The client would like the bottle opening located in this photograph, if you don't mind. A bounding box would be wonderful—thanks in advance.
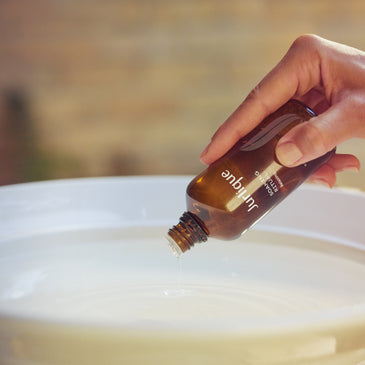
[165,234,183,258]
[166,212,208,256]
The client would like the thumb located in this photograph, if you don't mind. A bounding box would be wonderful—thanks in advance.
[276,99,362,166]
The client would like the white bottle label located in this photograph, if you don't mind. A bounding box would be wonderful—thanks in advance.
[254,170,283,197]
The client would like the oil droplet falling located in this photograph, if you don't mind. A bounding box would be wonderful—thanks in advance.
[163,257,193,297]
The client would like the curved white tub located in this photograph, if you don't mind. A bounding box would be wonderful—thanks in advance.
[0,177,364,364]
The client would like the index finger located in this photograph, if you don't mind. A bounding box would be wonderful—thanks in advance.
[200,34,323,165]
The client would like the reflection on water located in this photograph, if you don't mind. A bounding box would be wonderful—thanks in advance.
[1,227,365,331]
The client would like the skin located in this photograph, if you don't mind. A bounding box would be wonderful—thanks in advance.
[200,34,365,188]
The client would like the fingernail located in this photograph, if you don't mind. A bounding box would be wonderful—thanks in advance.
[276,142,303,167]
[310,178,332,189]
[341,166,360,173]
[200,144,210,160]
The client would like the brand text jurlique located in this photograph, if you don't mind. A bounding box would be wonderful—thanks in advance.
[221,169,259,212]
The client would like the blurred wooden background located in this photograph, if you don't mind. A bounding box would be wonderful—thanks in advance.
[0,0,364,189]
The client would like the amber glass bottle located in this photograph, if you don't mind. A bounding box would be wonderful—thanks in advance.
[166,100,335,256]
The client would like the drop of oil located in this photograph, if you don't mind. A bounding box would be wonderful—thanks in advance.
[163,288,193,297]
[163,257,194,297]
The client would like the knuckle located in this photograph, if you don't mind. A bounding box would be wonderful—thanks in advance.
[289,34,321,53]
[302,121,329,152]
[244,85,262,108]
[243,85,272,117]
[346,92,365,110]
[343,93,365,137]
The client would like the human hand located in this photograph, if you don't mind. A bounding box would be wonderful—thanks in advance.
[200,34,365,188]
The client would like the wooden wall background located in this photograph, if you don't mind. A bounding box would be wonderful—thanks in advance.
[0,0,364,189]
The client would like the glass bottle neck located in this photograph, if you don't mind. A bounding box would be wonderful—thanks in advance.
[166,212,208,257]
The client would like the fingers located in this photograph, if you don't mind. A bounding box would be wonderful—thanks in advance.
[308,164,337,188]
[200,34,323,165]
[307,153,360,188]
[276,94,365,167]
